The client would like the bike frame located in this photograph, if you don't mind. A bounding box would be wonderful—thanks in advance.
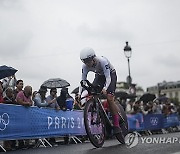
[91,95,114,128]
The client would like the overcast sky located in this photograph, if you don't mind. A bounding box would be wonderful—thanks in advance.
[0,0,180,93]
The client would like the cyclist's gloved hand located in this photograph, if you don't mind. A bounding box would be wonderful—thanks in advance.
[101,88,107,95]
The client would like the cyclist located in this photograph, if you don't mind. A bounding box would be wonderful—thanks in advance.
[78,47,121,134]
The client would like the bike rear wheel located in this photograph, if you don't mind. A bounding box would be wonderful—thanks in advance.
[115,103,129,144]
[84,99,106,148]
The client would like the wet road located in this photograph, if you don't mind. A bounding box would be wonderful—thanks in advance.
[4,132,180,154]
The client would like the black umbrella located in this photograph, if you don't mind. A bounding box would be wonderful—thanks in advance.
[41,78,70,89]
[71,87,79,94]
[139,93,156,103]
[0,65,18,79]
[115,91,128,99]
[115,91,137,99]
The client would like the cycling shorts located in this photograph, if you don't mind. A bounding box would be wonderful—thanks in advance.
[92,71,117,95]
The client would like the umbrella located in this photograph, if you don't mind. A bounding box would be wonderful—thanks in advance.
[41,78,70,89]
[0,65,18,79]
[157,96,169,102]
[115,91,137,99]
[115,91,128,99]
[71,87,79,94]
[139,93,156,103]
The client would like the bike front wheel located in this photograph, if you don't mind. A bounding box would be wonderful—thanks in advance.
[84,99,106,148]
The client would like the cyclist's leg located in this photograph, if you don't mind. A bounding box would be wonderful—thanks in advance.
[106,72,121,134]
[93,73,121,133]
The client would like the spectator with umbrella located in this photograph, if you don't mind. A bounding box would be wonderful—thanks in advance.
[0,65,18,93]
[46,88,60,110]
[33,86,54,107]
[45,88,60,146]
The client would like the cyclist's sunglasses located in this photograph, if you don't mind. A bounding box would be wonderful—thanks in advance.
[82,58,93,64]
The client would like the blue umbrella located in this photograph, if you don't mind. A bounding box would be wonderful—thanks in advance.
[0,65,18,79]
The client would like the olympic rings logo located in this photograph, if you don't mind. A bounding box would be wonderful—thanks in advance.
[150,117,158,126]
[0,113,9,131]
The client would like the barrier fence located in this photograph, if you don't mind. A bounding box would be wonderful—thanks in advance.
[127,113,180,131]
[0,104,180,141]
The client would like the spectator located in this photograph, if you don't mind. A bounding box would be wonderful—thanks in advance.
[144,101,153,114]
[13,79,23,99]
[46,88,60,110]
[16,86,33,107]
[0,81,4,103]
[32,91,38,101]
[2,87,17,150]
[2,75,16,93]
[65,88,74,110]
[46,88,60,145]
[126,99,134,114]
[13,80,24,149]
[33,86,53,107]
[3,87,16,104]
[16,85,33,149]
[56,88,68,111]
[139,101,149,115]
[55,88,74,144]
[153,99,162,114]
[132,101,141,114]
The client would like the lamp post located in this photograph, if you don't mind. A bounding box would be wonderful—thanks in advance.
[124,41,132,86]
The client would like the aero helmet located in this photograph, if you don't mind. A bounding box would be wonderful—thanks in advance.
[80,47,96,63]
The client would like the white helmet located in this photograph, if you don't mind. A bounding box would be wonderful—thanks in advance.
[80,47,96,63]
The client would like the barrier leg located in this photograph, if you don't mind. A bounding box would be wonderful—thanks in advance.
[0,144,6,152]
[177,126,180,131]
[147,130,152,135]
[70,136,82,144]
[161,128,168,134]
[43,138,52,147]
[34,138,52,148]
[133,131,141,137]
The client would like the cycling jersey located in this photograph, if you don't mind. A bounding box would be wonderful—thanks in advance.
[79,56,116,94]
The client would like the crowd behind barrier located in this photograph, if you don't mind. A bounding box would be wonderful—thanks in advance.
[0,103,180,140]
[0,103,86,141]
[127,113,180,131]
[0,75,180,152]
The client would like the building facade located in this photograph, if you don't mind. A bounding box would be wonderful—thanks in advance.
[147,81,180,101]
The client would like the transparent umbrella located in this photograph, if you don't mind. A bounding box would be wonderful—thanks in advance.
[41,78,70,89]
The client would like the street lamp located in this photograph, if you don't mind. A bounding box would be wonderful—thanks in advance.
[124,41,132,86]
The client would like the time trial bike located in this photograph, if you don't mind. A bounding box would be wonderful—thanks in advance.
[80,80,128,148]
